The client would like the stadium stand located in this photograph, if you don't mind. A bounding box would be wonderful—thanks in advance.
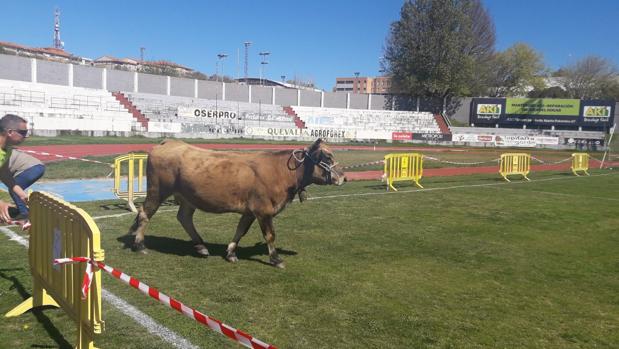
[123,92,298,138]
[289,105,442,133]
[0,79,136,134]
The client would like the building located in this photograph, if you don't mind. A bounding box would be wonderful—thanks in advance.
[93,56,195,77]
[333,75,392,94]
[0,41,88,64]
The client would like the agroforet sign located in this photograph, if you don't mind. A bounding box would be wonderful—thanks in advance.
[245,127,353,141]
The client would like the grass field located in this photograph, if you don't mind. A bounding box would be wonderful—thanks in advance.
[40,142,616,180]
[1,168,618,348]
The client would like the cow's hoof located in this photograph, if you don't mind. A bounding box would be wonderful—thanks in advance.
[270,258,285,269]
[195,244,210,257]
[226,254,239,263]
[132,242,146,253]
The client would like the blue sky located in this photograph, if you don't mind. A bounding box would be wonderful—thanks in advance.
[1,1,618,91]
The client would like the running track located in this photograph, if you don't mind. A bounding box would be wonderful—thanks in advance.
[18,144,617,181]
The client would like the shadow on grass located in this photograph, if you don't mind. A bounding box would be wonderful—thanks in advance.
[99,198,178,212]
[0,269,72,349]
[116,235,297,266]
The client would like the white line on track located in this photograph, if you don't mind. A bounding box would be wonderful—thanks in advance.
[90,172,619,220]
[92,208,177,220]
[0,226,198,349]
[490,186,619,202]
[304,171,619,201]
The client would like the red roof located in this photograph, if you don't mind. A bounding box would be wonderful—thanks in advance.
[0,41,72,58]
[0,41,29,50]
[34,47,72,58]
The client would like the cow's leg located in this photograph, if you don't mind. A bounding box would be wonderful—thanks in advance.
[226,213,256,263]
[130,195,162,253]
[175,195,209,256]
[257,216,284,268]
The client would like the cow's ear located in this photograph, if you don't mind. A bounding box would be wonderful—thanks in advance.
[308,138,323,152]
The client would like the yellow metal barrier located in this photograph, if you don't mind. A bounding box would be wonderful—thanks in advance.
[571,153,590,176]
[113,153,148,212]
[499,153,531,182]
[6,192,104,349]
[383,153,424,191]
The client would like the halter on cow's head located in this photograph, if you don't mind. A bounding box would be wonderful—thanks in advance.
[302,138,346,186]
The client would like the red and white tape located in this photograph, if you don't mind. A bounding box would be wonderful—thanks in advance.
[19,149,113,167]
[53,257,277,349]
[5,219,31,230]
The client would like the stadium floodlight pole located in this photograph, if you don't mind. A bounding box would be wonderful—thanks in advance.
[243,41,252,84]
[600,123,616,169]
[258,51,270,85]
[260,61,269,86]
[217,53,228,82]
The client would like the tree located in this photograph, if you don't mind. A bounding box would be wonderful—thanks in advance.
[487,43,547,97]
[527,86,569,98]
[383,0,495,112]
[562,56,619,100]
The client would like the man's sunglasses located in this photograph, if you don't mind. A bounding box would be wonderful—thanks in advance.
[11,129,28,137]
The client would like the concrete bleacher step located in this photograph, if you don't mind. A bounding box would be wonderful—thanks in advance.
[283,106,305,129]
[433,114,451,134]
[113,92,149,129]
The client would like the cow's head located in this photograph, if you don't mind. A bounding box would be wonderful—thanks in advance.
[305,138,346,186]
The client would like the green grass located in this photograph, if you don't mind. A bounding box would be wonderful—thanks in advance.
[1,170,618,348]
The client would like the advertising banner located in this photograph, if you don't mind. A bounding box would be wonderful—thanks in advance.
[470,98,615,129]
[392,132,412,141]
[506,98,580,116]
[356,130,392,140]
[245,127,353,141]
[412,133,452,142]
[452,134,558,146]
[148,121,181,133]
[563,138,605,146]
[452,134,495,143]
[533,136,560,145]
[494,135,537,147]
[177,106,238,119]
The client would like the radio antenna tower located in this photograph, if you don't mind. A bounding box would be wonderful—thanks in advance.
[243,41,252,83]
[53,8,64,49]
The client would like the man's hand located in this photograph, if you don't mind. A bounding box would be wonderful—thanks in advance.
[13,185,28,204]
[0,200,11,223]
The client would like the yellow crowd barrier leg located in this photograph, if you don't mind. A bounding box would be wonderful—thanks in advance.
[5,283,59,317]
[388,178,397,191]
[77,322,98,349]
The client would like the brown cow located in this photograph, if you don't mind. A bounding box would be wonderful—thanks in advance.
[128,138,346,268]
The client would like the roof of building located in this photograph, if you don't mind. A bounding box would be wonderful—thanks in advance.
[95,56,139,65]
[0,41,73,58]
